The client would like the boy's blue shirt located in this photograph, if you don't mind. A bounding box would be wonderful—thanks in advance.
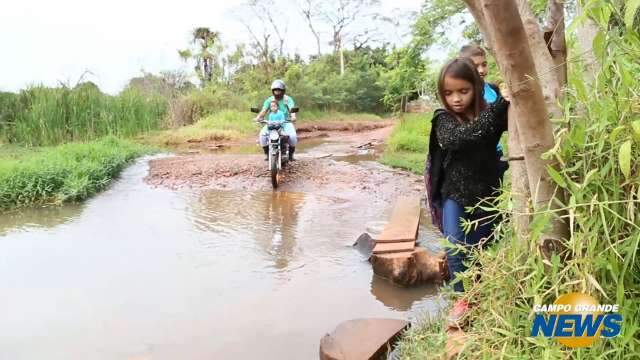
[484,82,503,153]
[267,110,286,123]
[484,82,498,104]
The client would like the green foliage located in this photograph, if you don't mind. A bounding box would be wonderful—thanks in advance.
[413,0,467,49]
[529,0,549,19]
[0,137,152,210]
[379,46,431,111]
[1,84,167,146]
[124,71,195,98]
[191,48,388,114]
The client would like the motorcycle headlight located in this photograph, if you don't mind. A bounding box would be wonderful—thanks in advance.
[269,131,280,141]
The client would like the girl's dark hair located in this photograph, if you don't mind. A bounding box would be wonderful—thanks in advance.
[437,57,486,120]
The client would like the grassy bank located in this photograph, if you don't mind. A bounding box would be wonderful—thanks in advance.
[379,113,429,175]
[143,110,384,146]
[0,137,154,210]
[0,85,167,146]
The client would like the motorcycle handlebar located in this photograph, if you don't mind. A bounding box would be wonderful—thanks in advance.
[255,119,293,124]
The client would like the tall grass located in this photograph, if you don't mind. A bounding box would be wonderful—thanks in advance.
[0,85,167,146]
[396,3,640,358]
[0,137,152,210]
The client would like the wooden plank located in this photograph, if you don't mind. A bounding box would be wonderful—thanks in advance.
[375,197,421,243]
[320,318,409,360]
[372,240,415,254]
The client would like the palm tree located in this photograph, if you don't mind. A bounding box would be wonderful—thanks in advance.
[178,27,221,86]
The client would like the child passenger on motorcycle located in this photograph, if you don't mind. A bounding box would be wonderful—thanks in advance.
[267,100,285,122]
[258,101,288,161]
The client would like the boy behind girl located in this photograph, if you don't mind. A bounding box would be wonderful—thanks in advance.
[459,44,509,180]
[459,45,500,104]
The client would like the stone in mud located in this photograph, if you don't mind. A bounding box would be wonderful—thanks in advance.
[319,318,408,360]
[370,247,447,286]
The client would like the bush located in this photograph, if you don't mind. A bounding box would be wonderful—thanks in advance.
[0,137,152,209]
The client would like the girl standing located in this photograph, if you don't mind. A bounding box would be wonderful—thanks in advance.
[427,58,509,326]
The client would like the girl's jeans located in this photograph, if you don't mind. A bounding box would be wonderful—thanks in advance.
[259,122,298,147]
[442,198,496,292]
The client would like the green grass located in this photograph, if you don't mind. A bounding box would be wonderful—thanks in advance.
[300,110,384,123]
[393,313,449,359]
[0,144,43,160]
[0,136,154,210]
[144,110,257,145]
[1,86,167,146]
[379,113,430,174]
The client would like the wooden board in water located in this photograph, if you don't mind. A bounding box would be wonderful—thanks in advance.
[374,197,421,243]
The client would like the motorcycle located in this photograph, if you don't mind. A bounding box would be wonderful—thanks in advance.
[251,107,299,189]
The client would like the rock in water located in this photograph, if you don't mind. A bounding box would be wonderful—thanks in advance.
[319,318,408,360]
[353,233,376,258]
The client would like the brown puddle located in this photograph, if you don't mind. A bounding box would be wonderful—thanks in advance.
[0,155,444,359]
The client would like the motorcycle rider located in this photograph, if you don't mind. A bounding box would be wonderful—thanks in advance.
[254,79,298,161]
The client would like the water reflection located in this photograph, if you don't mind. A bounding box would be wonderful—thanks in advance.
[188,191,308,271]
[0,203,84,235]
[370,273,439,311]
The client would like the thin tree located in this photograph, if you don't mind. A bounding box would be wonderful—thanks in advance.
[299,0,323,56]
[321,0,380,75]
[544,0,568,88]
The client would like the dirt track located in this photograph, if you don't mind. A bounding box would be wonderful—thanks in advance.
[145,121,425,204]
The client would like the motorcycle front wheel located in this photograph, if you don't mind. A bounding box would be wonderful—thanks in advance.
[270,152,279,189]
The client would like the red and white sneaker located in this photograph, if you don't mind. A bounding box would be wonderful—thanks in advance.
[447,299,470,329]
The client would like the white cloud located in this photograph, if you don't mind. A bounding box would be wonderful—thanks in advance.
[0,0,423,94]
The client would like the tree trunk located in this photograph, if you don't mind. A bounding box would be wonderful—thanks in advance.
[464,0,495,56]
[576,0,600,83]
[314,32,322,56]
[301,5,322,56]
[479,0,569,255]
[515,0,562,119]
[507,106,531,242]
[204,59,212,83]
[545,0,567,88]
[340,45,345,76]
[463,0,495,54]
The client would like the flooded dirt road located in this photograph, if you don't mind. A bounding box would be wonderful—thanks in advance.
[0,125,444,359]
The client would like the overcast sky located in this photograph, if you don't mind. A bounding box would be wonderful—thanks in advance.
[0,0,425,94]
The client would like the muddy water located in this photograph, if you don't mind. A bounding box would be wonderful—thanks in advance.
[0,156,444,360]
